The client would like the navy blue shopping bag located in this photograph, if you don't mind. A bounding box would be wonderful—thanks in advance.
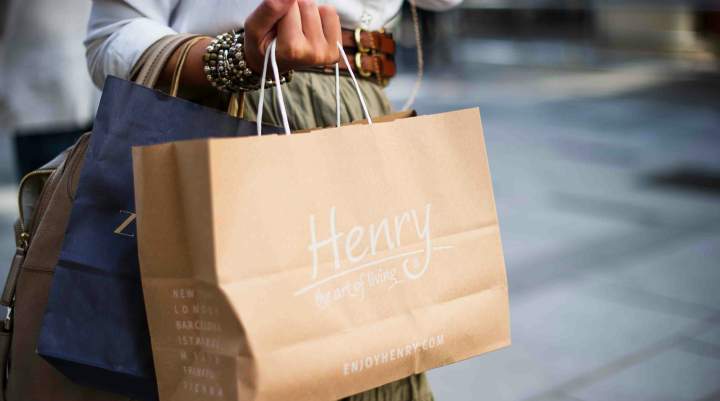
[38,76,280,400]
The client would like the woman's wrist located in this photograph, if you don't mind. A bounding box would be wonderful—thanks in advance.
[159,36,215,99]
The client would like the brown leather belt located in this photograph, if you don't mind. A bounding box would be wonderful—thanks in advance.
[303,28,396,86]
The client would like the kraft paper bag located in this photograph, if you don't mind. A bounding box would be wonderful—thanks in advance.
[132,108,510,401]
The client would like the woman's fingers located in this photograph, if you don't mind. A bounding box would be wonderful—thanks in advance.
[276,0,303,45]
[247,0,342,71]
[319,5,341,61]
[275,1,306,69]
[244,0,297,72]
[246,0,295,42]
[298,0,325,46]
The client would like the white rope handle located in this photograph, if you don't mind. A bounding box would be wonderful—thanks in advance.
[256,41,272,135]
[335,41,372,126]
[257,39,373,135]
[257,39,291,135]
[335,62,341,127]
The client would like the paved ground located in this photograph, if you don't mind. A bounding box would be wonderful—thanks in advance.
[386,44,720,400]
[0,40,718,401]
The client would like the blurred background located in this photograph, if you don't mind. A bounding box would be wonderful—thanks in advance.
[388,1,720,400]
[1,1,719,400]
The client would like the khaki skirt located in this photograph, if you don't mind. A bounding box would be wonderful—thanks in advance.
[242,71,392,130]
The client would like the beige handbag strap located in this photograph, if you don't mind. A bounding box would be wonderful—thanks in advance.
[129,33,244,118]
[131,33,201,88]
[169,36,206,97]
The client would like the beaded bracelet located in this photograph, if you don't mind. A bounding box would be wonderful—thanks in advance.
[203,30,292,92]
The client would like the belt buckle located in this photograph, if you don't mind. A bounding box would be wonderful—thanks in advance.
[354,53,389,86]
[354,52,373,79]
[354,27,371,54]
[354,27,388,85]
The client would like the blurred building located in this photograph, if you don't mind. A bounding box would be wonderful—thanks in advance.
[396,0,720,71]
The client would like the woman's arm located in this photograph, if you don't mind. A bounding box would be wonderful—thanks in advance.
[85,0,178,88]
[86,0,342,96]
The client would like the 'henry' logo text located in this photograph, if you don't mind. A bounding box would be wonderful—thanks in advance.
[296,203,453,308]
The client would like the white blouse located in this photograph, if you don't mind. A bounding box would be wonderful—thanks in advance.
[85,0,462,88]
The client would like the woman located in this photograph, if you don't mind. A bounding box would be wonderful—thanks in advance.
[85,0,461,400]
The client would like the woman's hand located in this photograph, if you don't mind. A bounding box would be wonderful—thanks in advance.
[160,0,339,101]
[244,0,341,72]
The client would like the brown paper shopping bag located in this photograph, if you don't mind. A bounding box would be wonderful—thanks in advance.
[131,40,510,401]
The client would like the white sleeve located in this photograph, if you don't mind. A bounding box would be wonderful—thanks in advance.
[412,0,463,12]
[85,0,179,88]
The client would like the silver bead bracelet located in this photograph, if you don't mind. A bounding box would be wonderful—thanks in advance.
[203,30,292,92]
